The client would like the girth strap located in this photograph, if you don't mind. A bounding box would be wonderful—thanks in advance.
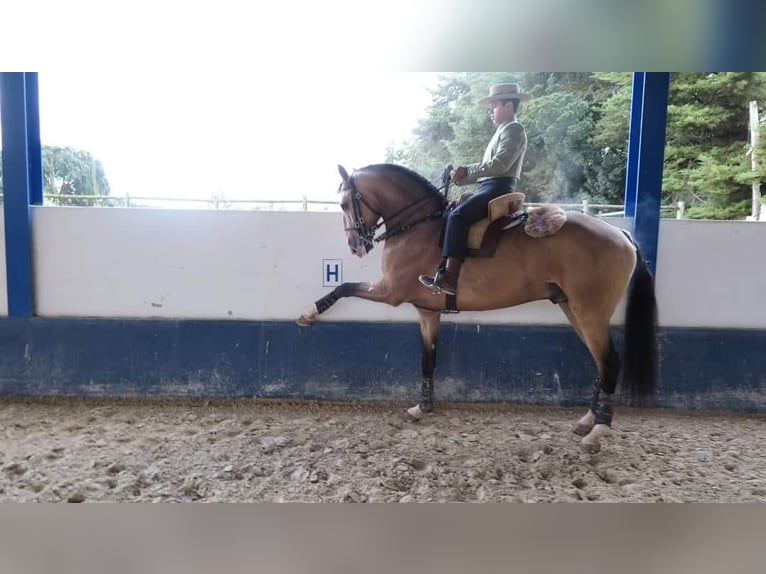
[444,294,459,314]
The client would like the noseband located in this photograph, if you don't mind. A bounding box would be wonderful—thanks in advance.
[343,174,447,252]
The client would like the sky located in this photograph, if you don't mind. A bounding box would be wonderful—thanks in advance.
[35,71,441,208]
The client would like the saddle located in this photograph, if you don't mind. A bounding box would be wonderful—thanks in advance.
[467,192,527,257]
[438,194,567,315]
[440,193,568,259]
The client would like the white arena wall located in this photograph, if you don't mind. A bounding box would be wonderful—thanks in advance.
[12,207,766,329]
[5,207,762,328]
[0,206,764,410]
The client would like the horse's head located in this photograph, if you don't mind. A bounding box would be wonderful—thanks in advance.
[337,164,381,257]
[337,163,446,257]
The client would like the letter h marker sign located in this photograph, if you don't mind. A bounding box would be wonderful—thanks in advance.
[323,259,342,287]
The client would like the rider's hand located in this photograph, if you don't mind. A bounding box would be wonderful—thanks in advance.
[450,166,468,183]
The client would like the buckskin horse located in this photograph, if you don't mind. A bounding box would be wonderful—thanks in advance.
[298,163,658,453]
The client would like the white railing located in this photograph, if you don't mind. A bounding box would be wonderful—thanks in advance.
[2,193,684,217]
[39,194,340,212]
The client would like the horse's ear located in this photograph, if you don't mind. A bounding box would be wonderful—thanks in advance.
[338,164,350,185]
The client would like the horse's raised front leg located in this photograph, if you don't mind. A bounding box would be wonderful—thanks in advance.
[406,308,441,421]
[297,281,393,326]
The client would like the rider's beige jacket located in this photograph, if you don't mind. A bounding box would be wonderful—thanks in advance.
[461,120,527,185]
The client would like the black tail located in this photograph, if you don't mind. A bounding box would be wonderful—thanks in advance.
[622,254,658,406]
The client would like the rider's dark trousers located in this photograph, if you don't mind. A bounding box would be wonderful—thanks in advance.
[442,177,517,260]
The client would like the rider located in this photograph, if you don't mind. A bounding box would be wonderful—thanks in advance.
[419,83,530,296]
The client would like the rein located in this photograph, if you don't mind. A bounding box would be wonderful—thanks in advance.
[344,174,448,250]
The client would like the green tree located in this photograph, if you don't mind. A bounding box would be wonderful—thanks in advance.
[595,72,766,219]
[389,72,628,205]
[513,73,630,205]
[522,91,595,202]
[663,73,766,219]
[386,72,526,200]
[0,146,110,206]
[391,72,766,219]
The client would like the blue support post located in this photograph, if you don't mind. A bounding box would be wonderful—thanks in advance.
[25,73,44,206]
[623,72,645,218]
[0,72,36,317]
[632,72,670,276]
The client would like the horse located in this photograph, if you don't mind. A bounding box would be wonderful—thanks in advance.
[298,163,658,453]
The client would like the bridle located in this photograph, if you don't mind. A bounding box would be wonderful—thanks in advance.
[342,173,448,253]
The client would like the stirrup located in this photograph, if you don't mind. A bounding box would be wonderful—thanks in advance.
[418,274,442,294]
[419,271,457,296]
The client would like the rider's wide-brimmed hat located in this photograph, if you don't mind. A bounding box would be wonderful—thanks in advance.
[478,83,531,105]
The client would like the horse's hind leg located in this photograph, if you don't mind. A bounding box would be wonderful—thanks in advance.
[559,303,597,434]
[559,301,599,436]
[560,302,620,453]
[580,337,620,453]
[406,308,441,421]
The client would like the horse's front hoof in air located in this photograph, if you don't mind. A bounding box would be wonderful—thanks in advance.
[580,423,612,454]
[296,304,318,327]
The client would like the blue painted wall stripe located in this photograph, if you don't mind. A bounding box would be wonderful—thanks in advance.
[632,72,670,276]
[0,72,35,317]
[0,318,764,412]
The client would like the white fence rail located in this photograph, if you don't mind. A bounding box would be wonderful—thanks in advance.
[1,193,684,217]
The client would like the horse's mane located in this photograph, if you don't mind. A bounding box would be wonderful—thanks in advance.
[360,163,445,203]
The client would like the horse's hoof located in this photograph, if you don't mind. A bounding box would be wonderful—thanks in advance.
[573,410,595,436]
[296,305,318,327]
[296,315,314,327]
[406,405,424,421]
[580,423,612,454]
[581,442,601,454]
